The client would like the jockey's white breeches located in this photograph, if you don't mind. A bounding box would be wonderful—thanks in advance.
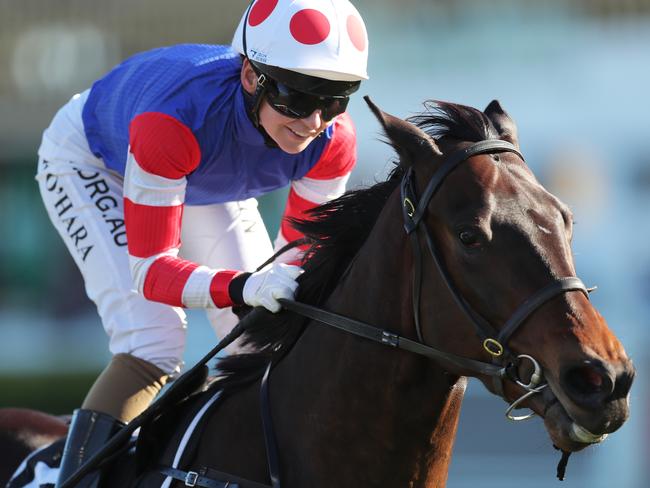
[36,92,273,376]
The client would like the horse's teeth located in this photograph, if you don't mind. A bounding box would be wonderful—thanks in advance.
[569,423,608,444]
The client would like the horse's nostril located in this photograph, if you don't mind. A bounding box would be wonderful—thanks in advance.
[562,362,614,407]
[580,366,603,388]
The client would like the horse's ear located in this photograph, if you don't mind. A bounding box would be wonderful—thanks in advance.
[484,100,519,148]
[364,96,441,165]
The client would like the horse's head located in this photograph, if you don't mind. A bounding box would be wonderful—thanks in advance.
[366,97,634,453]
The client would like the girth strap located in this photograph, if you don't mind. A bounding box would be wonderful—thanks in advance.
[159,466,239,488]
[278,298,505,377]
[159,465,272,488]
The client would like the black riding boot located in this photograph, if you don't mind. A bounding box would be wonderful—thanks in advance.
[55,409,124,488]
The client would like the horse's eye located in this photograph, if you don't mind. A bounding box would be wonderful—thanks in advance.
[458,229,481,247]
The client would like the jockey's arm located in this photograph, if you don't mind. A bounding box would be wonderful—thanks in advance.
[274,114,357,264]
[124,111,300,313]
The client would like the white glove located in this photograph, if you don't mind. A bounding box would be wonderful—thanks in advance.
[242,262,304,313]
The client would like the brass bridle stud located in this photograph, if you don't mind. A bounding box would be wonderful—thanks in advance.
[404,197,415,218]
[483,338,504,357]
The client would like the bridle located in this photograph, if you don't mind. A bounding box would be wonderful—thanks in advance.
[281,138,590,421]
[401,138,591,407]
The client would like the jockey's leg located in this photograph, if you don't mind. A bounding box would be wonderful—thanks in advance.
[81,353,168,421]
[55,354,167,487]
[180,199,274,353]
[37,152,186,486]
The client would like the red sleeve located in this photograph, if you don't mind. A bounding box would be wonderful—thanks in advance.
[278,114,357,248]
[129,112,201,178]
[304,112,357,180]
[280,188,317,243]
[124,200,184,258]
[143,256,199,307]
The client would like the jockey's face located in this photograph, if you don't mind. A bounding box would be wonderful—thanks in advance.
[241,59,334,154]
[259,100,332,154]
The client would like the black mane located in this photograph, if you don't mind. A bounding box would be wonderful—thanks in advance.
[213,100,493,392]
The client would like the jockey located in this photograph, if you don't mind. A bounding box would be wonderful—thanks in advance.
[36,1,369,486]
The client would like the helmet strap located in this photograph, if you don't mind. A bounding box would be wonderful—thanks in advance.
[242,81,279,149]
[241,1,278,148]
[249,73,267,128]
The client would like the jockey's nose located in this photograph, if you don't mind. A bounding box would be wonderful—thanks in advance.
[301,109,323,130]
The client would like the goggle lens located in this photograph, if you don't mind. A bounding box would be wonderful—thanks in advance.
[265,79,349,121]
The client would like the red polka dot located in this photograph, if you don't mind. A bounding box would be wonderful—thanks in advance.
[290,9,330,45]
[248,0,278,27]
[346,14,366,51]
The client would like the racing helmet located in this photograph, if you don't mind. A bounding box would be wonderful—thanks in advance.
[232,0,369,98]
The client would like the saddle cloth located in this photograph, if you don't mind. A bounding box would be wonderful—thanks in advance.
[7,389,223,488]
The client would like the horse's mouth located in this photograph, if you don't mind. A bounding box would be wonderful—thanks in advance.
[525,384,608,452]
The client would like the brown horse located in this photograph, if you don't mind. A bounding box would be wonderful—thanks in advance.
[0,409,67,483]
[2,98,634,488]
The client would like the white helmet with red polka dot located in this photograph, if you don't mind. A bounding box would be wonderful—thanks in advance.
[232,0,369,89]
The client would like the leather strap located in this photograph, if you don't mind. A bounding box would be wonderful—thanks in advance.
[159,465,273,488]
[497,277,588,344]
[409,231,424,343]
[420,225,499,342]
[159,466,238,488]
[278,298,505,377]
[403,140,524,233]
[260,362,281,488]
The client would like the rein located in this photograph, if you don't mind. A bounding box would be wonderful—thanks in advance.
[277,299,505,377]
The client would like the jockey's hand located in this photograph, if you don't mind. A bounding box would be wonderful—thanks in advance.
[242,262,304,313]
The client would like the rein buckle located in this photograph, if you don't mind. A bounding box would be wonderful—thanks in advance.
[185,471,199,487]
[381,331,399,347]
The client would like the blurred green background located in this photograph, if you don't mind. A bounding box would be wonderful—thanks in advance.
[0,0,649,486]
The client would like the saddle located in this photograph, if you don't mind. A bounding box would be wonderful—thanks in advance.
[133,376,274,488]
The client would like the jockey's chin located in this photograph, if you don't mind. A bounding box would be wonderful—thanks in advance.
[259,101,334,154]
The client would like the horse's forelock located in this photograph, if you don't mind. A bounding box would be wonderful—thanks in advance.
[408,100,499,143]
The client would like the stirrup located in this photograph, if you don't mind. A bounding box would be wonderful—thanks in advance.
[55,409,124,488]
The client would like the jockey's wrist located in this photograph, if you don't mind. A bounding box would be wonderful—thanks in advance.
[210,270,245,308]
[228,272,252,306]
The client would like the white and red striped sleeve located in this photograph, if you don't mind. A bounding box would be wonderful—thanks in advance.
[274,113,357,263]
[125,112,239,309]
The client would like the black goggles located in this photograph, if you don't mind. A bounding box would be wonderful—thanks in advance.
[262,75,349,122]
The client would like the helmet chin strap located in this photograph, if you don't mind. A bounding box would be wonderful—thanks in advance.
[249,73,266,128]
[242,83,279,149]
[242,1,278,149]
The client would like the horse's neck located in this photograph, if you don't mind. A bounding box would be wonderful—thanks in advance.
[272,191,467,487]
